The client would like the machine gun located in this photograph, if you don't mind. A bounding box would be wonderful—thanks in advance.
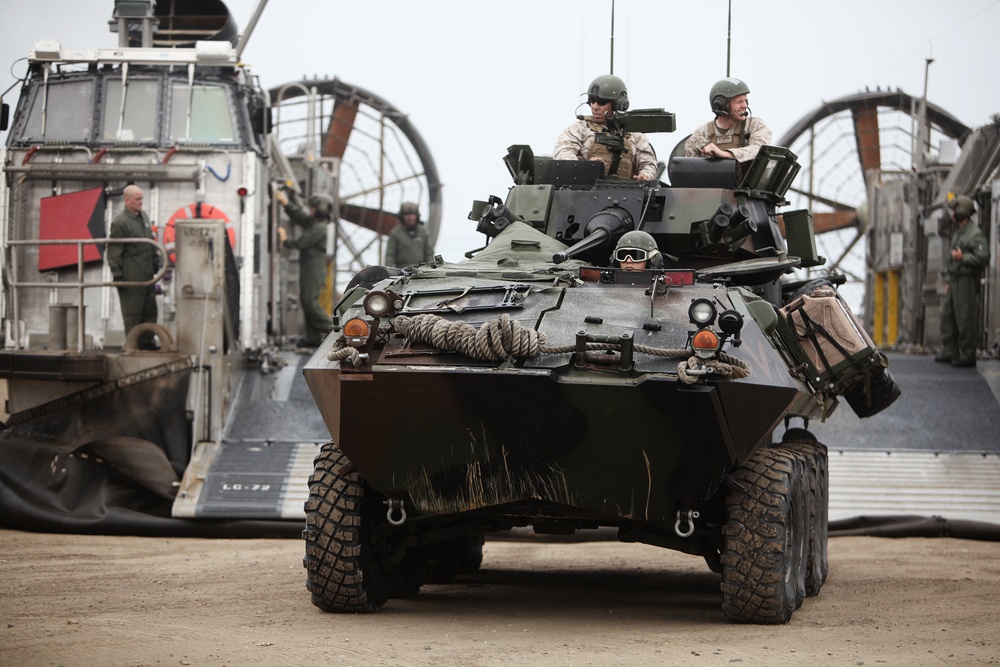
[593,108,676,176]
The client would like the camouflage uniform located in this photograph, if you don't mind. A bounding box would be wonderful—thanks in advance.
[282,202,332,346]
[385,222,434,269]
[940,219,991,364]
[106,207,158,346]
[684,116,771,162]
[553,117,658,180]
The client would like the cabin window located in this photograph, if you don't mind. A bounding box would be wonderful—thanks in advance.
[20,80,94,143]
[101,79,160,143]
[168,82,236,143]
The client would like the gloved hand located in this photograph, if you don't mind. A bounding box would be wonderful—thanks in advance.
[277,226,287,244]
[275,190,288,206]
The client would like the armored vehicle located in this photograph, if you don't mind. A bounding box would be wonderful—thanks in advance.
[301,109,900,623]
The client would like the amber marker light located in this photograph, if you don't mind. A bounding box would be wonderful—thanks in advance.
[342,318,371,346]
[691,329,720,359]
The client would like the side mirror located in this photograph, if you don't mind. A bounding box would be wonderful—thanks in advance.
[1,102,9,132]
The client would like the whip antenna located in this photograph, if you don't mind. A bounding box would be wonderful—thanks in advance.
[726,0,732,76]
[610,0,615,74]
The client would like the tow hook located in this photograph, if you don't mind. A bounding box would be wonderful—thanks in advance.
[385,497,407,526]
[674,509,699,538]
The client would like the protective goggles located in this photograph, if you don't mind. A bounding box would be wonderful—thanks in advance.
[588,95,613,106]
[614,247,649,263]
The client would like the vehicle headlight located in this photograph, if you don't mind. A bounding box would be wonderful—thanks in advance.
[688,298,717,327]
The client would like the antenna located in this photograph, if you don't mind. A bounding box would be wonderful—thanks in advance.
[726,0,732,77]
[609,0,616,74]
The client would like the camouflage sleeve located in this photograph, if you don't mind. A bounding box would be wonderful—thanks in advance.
[553,120,590,160]
[629,132,659,180]
[685,122,712,157]
[729,116,772,163]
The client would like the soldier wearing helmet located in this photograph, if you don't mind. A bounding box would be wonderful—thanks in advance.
[275,188,334,349]
[385,201,434,269]
[553,74,658,181]
[684,77,771,163]
[935,194,991,368]
[612,230,663,271]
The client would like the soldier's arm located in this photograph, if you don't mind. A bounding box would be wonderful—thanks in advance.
[728,117,772,163]
[962,232,991,269]
[553,121,588,161]
[106,219,125,278]
[284,202,313,228]
[284,224,324,250]
[684,124,710,157]
[631,133,659,180]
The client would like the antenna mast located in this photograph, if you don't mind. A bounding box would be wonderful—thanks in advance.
[726,0,732,76]
[609,0,616,74]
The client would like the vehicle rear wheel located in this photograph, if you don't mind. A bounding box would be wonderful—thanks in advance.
[721,446,809,624]
[783,440,830,596]
[303,442,392,613]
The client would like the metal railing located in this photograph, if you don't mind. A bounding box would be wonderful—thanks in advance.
[4,237,168,351]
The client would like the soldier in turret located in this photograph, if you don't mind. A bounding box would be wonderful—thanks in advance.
[612,231,663,271]
[685,77,771,163]
[554,75,657,181]
[936,195,991,368]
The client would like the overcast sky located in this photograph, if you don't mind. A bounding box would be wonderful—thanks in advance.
[3,0,999,264]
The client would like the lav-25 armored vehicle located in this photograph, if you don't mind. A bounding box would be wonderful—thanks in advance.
[300,108,900,623]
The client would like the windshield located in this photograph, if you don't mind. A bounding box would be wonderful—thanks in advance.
[102,79,160,142]
[20,79,94,142]
[168,82,236,143]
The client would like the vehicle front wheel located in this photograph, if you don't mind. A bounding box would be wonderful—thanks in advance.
[302,442,392,613]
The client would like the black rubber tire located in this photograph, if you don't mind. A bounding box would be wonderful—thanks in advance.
[783,440,830,596]
[421,533,485,584]
[458,533,485,574]
[844,365,901,418]
[721,447,809,624]
[781,427,817,443]
[302,442,392,613]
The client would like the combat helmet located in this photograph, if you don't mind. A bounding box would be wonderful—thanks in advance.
[950,195,976,220]
[710,77,750,116]
[399,201,421,220]
[612,230,662,268]
[308,193,334,218]
[586,74,630,112]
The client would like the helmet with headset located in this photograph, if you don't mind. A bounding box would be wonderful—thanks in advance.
[709,77,750,117]
[586,74,630,113]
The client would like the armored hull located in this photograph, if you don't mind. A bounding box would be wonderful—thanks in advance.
[301,140,900,623]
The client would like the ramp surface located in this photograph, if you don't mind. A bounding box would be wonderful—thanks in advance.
[804,353,1000,524]
[172,352,329,520]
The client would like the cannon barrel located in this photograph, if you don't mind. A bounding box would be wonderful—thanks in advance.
[552,207,633,264]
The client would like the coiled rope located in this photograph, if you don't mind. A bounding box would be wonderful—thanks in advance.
[329,313,750,383]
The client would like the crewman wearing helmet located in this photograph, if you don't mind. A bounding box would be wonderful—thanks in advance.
[684,77,771,163]
[553,74,658,181]
[385,201,434,269]
[936,194,991,368]
[612,230,663,271]
[275,189,334,349]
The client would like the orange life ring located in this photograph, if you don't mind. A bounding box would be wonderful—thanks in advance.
[162,203,235,264]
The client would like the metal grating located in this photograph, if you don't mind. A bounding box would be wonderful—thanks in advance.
[829,450,1000,523]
